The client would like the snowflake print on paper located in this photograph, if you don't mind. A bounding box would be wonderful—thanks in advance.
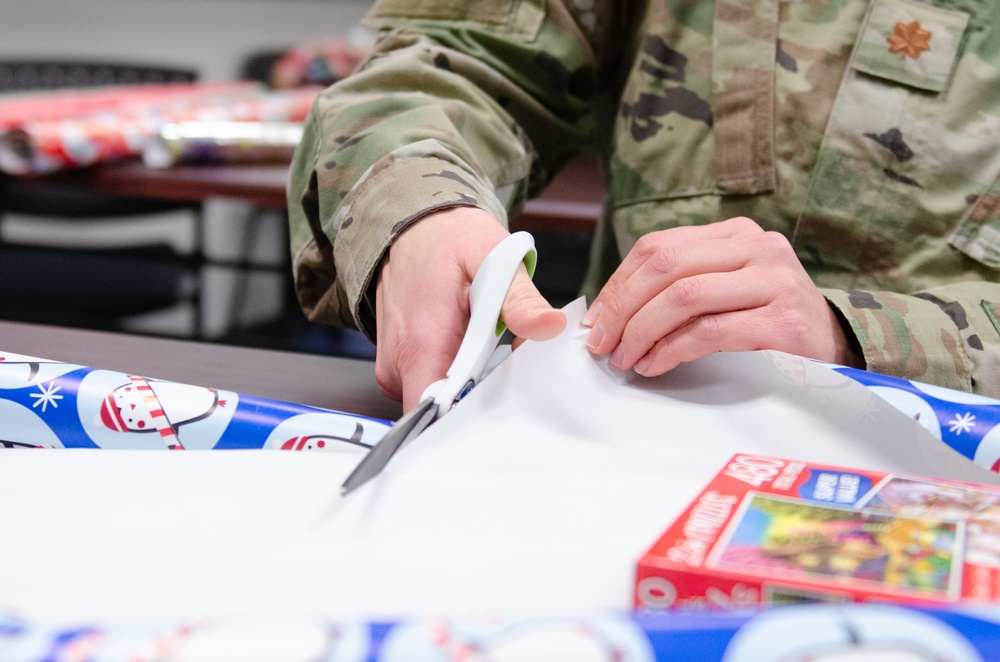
[29,381,63,413]
[948,412,976,436]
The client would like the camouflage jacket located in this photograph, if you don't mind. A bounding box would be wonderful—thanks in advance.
[288,0,1000,396]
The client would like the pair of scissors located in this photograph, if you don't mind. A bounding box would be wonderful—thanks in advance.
[340,231,538,495]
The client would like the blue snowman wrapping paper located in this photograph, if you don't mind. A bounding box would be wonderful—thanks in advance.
[4,347,1000,475]
[832,365,1000,473]
[0,351,391,451]
[4,605,1000,661]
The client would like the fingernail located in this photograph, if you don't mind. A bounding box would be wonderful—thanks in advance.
[585,324,604,351]
[635,356,652,375]
[610,344,625,368]
[581,301,602,327]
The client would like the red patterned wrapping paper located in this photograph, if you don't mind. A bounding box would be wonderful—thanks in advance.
[0,82,261,128]
[0,83,321,174]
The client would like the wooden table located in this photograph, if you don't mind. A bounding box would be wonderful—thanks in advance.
[1,319,403,421]
[25,158,605,232]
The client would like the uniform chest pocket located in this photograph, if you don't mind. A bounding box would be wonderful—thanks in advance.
[852,0,968,93]
[609,0,781,209]
[848,0,1000,272]
[793,0,1000,281]
[951,179,1000,270]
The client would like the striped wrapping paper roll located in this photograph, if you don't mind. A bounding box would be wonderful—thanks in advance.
[0,350,390,451]
[142,120,304,168]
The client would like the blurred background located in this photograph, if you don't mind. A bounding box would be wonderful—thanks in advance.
[0,0,372,82]
[0,0,596,360]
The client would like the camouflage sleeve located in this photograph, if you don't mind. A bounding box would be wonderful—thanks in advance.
[287,0,622,339]
[824,285,1000,396]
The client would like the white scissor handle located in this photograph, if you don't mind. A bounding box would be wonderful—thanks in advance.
[420,231,537,415]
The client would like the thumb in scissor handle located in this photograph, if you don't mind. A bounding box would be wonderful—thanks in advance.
[426,232,537,415]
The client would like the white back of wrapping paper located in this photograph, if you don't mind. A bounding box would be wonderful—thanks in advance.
[2,299,996,623]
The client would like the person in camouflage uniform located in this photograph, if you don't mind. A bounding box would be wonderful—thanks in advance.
[288,0,1000,411]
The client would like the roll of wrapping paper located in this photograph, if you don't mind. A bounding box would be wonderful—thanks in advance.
[0,350,390,451]
[143,121,304,168]
[4,345,1000,465]
[0,85,321,175]
[0,82,262,129]
[4,606,1000,660]
[832,364,1000,472]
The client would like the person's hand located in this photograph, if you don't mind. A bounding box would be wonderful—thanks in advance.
[375,207,567,412]
[581,216,859,375]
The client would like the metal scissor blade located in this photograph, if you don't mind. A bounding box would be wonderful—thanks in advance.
[339,232,537,496]
[340,397,438,495]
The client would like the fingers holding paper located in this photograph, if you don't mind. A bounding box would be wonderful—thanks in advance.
[375,207,565,412]
[582,217,858,376]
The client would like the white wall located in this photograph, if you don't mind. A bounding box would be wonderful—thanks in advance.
[0,0,375,340]
[0,0,373,81]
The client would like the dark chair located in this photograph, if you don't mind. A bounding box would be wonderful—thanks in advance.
[239,50,286,88]
[200,49,378,359]
[0,59,196,91]
[0,60,205,336]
